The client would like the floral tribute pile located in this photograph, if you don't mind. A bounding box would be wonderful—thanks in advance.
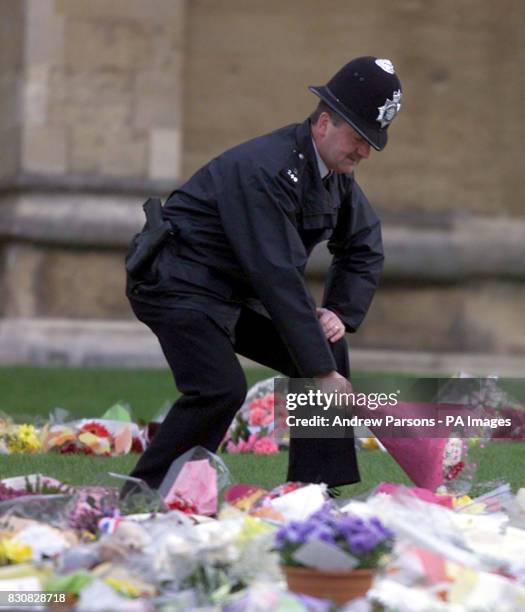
[0,403,147,457]
[0,449,524,611]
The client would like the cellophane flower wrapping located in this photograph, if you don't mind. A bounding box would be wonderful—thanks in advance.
[158,446,231,516]
[343,483,525,610]
[362,376,518,494]
[433,376,524,494]
[221,378,287,454]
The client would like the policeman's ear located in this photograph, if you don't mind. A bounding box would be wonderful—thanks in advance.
[316,111,331,137]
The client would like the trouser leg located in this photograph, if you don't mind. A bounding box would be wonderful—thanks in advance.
[127,300,247,490]
[234,307,360,487]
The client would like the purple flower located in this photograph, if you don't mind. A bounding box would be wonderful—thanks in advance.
[309,524,336,544]
[346,531,381,554]
[275,508,393,568]
[369,517,393,539]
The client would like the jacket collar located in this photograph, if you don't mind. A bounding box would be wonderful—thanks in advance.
[295,119,317,172]
[295,119,341,214]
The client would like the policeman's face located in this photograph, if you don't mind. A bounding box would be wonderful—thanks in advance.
[315,113,371,173]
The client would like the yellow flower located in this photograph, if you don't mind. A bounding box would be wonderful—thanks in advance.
[6,425,41,454]
[0,539,33,565]
[361,437,379,450]
[452,495,472,508]
[235,516,273,544]
[105,576,141,598]
[77,432,111,455]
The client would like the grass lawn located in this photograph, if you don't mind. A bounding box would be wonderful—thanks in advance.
[0,367,523,497]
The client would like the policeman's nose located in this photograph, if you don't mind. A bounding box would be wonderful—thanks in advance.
[357,141,371,159]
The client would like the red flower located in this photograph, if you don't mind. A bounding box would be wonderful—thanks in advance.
[80,422,111,438]
[445,460,465,481]
[167,493,197,514]
[131,436,145,453]
[60,442,93,455]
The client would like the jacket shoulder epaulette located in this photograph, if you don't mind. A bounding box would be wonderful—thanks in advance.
[279,147,308,187]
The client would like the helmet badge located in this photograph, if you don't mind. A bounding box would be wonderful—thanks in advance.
[375,58,395,74]
[376,89,402,128]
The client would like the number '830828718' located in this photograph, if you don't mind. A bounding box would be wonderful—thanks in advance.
[5,591,67,605]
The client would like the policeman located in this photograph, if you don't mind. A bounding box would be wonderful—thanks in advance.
[125,56,403,491]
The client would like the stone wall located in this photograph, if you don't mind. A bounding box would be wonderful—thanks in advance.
[184,0,525,218]
[0,0,24,181]
[20,0,185,181]
[0,0,186,320]
[0,0,524,366]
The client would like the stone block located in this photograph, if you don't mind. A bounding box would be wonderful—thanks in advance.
[22,125,67,174]
[133,67,183,129]
[0,0,24,72]
[47,67,133,128]
[25,0,65,65]
[0,127,20,180]
[55,0,186,22]
[465,283,525,354]
[21,66,49,126]
[102,128,149,178]
[69,125,147,177]
[342,286,466,352]
[0,73,21,131]
[35,248,131,319]
[2,243,43,317]
[64,17,154,72]
[68,125,103,174]
[148,128,182,181]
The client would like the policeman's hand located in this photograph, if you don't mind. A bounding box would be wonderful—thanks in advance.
[314,371,353,393]
[314,371,354,410]
[316,308,346,343]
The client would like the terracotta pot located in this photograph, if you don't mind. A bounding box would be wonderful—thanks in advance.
[282,565,374,604]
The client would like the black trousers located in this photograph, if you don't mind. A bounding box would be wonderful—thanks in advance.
[127,299,360,489]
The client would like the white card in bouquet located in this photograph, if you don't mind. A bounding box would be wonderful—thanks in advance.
[292,538,358,571]
[270,484,326,521]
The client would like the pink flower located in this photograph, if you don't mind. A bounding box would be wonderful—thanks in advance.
[227,433,259,454]
[260,394,275,411]
[250,394,274,413]
[249,407,274,427]
[253,436,279,455]
[249,398,264,411]
[226,440,242,454]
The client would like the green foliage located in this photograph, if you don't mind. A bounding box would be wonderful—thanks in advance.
[24,474,71,495]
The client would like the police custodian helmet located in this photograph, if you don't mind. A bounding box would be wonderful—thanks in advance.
[309,56,402,151]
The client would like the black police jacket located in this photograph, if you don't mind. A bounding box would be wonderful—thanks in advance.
[127,119,384,378]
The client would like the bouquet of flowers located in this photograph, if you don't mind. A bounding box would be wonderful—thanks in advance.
[275,505,393,603]
[42,420,141,456]
[0,423,42,454]
[221,378,284,454]
[0,403,147,456]
[42,411,146,456]
[275,505,393,571]
[355,376,507,494]
[158,446,232,516]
